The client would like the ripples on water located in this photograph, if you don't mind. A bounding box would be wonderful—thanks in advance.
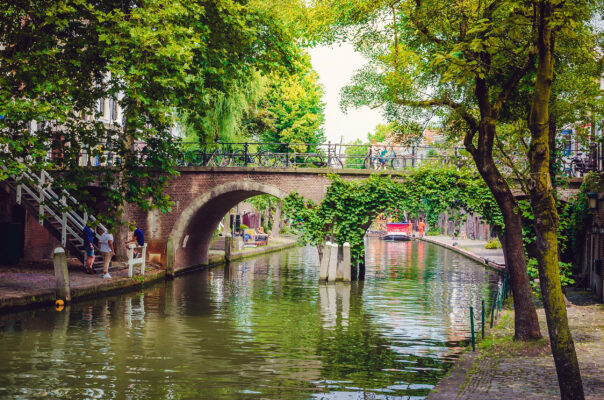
[0,238,498,399]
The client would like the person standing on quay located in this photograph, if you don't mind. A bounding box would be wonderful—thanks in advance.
[82,224,95,274]
[418,219,426,237]
[98,227,115,279]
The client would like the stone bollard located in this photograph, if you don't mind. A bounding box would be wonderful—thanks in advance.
[341,242,351,282]
[328,242,339,282]
[235,236,244,251]
[225,234,232,263]
[319,242,331,281]
[53,247,71,302]
[166,237,175,279]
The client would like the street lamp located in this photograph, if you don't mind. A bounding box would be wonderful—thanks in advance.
[587,192,598,210]
[593,223,599,234]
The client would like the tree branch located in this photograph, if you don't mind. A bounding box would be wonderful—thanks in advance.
[412,0,445,45]
[492,48,536,119]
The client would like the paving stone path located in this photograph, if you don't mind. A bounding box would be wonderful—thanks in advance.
[427,292,604,399]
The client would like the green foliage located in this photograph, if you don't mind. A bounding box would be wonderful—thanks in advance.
[240,224,249,230]
[485,239,501,250]
[252,53,326,152]
[426,227,441,236]
[0,0,296,221]
[527,258,575,292]
[283,166,501,262]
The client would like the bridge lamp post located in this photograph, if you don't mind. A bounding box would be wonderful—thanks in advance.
[587,192,598,210]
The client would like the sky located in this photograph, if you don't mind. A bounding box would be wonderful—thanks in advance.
[308,43,386,144]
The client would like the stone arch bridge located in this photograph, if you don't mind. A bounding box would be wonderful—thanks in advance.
[129,167,383,272]
[124,166,581,273]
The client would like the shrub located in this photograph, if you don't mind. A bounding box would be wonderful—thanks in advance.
[426,227,441,236]
[485,239,501,249]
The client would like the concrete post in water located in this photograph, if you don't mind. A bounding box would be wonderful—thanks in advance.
[328,243,339,282]
[53,247,71,302]
[166,237,175,278]
[225,233,232,263]
[341,242,351,282]
[319,241,331,281]
[335,245,344,281]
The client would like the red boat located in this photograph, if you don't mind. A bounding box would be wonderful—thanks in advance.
[381,222,412,241]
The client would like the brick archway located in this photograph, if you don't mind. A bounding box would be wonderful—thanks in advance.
[168,181,288,270]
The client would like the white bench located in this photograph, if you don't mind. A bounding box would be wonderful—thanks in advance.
[127,243,147,277]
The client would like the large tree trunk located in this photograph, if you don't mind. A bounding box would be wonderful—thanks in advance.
[471,118,542,341]
[528,2,584,398]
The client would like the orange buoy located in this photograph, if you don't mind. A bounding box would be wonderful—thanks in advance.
[55,299,65,311]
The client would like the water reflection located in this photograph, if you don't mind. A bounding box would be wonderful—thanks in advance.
[0,239,497,399]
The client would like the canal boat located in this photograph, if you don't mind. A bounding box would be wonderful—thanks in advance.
[381,222,412,241]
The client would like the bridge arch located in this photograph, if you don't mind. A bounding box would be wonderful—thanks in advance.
[169,181,288,270]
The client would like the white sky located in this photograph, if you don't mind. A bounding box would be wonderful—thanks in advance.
[308,43,386,144]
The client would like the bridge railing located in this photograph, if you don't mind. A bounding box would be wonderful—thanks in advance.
[69,140,601,176]
[174,141,472,171]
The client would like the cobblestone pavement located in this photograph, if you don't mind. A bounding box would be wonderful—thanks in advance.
[0,259,162,307]
[427,290,604,399]
[421,235,505,266]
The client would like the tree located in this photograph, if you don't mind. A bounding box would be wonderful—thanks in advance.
[525,1,600,397]
[0,0,296,222]
[251,53,326,153]
[306,0,541,341]
[283,167,503,264]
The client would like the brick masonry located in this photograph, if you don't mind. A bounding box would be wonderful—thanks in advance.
[126,167,392,270]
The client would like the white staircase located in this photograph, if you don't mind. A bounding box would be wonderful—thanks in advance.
[4,168,108,271]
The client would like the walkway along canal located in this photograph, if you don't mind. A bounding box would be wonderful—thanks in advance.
[0,238,499,399]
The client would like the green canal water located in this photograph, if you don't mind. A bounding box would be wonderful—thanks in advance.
[0,238,498,399]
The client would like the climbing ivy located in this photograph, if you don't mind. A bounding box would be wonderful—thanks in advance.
[283,166,502,263]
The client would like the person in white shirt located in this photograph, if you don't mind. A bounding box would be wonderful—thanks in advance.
[98,227,115,279]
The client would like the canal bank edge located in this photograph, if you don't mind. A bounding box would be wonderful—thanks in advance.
[418,236,506,274]
[0,238,298,313]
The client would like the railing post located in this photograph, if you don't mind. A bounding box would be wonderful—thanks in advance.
[141,244,147,275]
[412,147,416,168]
[470,306,476,351]
[16,184,21,204]
[61,196,67,247]
[244,142,249,167]
[128,244,134,278]
[285,143,290,167]
[38,172,45,226]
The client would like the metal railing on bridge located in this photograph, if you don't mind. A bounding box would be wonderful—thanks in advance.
[74,140,602,176]
[175,142,469,171]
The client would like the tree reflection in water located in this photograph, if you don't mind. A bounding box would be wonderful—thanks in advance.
[0,238,497,399]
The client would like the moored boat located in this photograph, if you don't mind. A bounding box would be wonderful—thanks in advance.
[381,222,412,241]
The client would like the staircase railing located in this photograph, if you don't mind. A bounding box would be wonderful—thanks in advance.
[11,167,107,248]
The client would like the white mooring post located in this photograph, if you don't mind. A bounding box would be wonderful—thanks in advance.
[319,241,331,281]
[53,247,71,302]
[328,242,339,282]
[342,242,351,282]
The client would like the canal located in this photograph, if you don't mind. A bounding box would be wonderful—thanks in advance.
[0,238,498,399]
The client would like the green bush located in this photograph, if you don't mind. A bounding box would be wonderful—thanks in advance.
[485,239,501,249]
[426,227,441,236]
[240,224,249,230]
